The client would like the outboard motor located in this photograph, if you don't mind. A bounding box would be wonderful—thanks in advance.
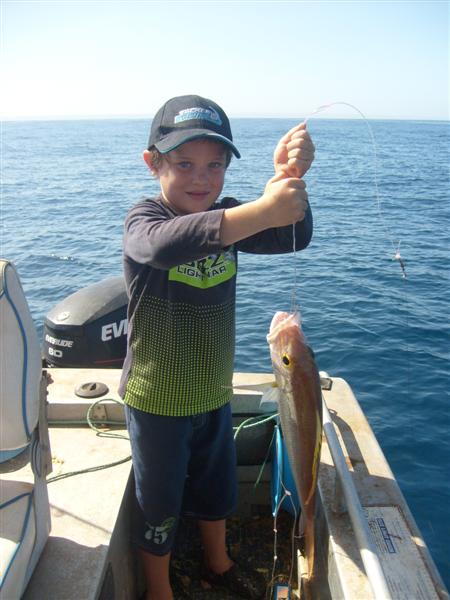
[43,276,128,368]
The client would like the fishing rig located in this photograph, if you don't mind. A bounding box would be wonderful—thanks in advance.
[306,102,407,277]
[276,102,408,598]
[291,101,407,313]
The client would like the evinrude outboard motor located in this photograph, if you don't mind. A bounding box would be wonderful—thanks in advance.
[43,276,128,368]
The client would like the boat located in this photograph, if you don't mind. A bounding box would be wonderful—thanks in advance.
[1,259,448,600]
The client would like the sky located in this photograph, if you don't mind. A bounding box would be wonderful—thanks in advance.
[1,0,449,121]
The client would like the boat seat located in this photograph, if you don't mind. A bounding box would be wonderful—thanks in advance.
[0,259,52,598]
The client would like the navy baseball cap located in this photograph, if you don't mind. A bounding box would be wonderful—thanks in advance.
[148,95,241,158]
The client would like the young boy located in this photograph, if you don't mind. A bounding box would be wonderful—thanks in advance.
[119,95,315,600]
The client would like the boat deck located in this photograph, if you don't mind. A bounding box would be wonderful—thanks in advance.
[9,368,447,600]
[23,427,134,599]
[20,369,279,600]
[318,377,446,600]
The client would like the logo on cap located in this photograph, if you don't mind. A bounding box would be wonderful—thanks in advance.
[174,106,222,126]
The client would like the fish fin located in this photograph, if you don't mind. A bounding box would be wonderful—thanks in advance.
[259,386,281,412]
[224,381,280,412]
[224,381,277,392]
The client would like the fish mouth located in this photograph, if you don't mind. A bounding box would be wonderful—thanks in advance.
[267,311,301,344]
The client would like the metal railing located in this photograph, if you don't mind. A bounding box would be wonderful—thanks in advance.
[322,395,392,600]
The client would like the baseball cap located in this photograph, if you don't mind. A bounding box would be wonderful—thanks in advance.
[148,95,241,158]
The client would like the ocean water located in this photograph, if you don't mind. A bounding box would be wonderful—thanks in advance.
[2,116,449,587]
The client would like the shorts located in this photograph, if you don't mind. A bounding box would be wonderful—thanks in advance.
[125,402,237,556]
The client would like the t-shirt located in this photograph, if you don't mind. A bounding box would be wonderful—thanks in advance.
[119,194,312,416]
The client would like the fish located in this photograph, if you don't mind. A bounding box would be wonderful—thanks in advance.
[267,311,323,581]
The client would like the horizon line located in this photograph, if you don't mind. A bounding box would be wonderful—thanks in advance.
[1,113,449,123]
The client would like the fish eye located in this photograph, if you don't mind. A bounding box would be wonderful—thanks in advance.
[282,354,291,366]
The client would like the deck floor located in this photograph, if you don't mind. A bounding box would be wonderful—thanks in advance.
[169,508,299,599]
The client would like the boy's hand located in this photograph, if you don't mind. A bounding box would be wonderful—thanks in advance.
[260,171,309,227]
[220,171,309,246]
[273,122,315,179]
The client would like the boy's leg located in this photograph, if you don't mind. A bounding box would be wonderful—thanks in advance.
[139,549,172,600]
[198,516,266,599]
[183,404,237,575]
[185,405,266,598]
[125,406,192,599]
[198,518,233,573]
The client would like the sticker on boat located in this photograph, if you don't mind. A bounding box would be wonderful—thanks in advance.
[365,506,439,599]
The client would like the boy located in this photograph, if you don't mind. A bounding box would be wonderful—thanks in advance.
[119,95,315,600]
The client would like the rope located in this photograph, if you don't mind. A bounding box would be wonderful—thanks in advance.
[47,397,131,484]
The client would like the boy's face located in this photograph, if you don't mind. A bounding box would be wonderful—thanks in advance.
[146,139,228,215]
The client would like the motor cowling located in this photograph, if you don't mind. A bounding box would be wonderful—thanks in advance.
[43,276,128,368]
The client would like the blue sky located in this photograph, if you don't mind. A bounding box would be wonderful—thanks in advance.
[1,1,448,120]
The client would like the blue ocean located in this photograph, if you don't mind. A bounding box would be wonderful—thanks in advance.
[2,116,449,587]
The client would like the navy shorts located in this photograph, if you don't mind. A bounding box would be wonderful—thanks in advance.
[125,403,237,556]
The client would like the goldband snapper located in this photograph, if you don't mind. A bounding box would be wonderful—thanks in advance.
[267,311,323,581]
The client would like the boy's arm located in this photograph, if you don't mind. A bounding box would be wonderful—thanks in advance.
[220,172,309,246]
[124,199,224,269]
[230,203,312,255]
[220,122,314,247]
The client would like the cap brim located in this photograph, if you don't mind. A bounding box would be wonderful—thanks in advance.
[153,129,241,158]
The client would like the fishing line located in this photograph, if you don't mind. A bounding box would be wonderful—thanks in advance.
[291,224,299,313]
[282,104,411,596]
[290,101,407,311]
[267,467,299,599]
[305,101,405,270]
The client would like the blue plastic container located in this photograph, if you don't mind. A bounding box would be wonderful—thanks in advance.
[271,424,300,517]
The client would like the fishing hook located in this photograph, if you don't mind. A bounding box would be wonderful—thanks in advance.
[394,243,407,279]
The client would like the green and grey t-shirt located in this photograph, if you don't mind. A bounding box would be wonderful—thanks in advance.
[119,195,312,416]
